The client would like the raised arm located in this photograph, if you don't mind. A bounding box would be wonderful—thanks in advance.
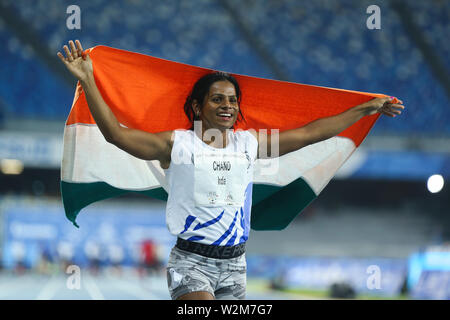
[257,97,404,158]
[57,40,173,167]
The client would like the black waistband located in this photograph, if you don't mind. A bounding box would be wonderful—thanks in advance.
[176,238,245,259]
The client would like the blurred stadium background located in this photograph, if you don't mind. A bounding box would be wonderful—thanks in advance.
[0,0,449,300]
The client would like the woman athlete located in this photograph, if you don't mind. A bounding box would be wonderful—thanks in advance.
[57,40,404,300]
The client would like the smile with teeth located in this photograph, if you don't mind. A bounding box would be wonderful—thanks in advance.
[217,113,232,119]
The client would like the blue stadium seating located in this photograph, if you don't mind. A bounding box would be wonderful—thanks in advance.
[0,26,73,119]
[406,0,450,71]
[0,0,449,135]
[222,0,450,136]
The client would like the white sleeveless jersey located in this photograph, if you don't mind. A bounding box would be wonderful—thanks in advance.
[164,129,258,246]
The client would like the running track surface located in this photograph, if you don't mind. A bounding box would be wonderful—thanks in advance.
[0,268,313,300]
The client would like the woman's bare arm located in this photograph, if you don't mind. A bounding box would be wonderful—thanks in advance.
[255,97,404,158]
[57,40,173,164]
[79,74,173,162]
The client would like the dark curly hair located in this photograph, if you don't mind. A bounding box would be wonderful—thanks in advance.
[183,71,245,129]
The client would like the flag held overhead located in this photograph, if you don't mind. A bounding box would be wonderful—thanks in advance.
[61,45,396,230]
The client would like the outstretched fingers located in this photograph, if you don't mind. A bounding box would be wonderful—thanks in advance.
[63,45,73,62]
[382,103,404,117]
[69,40,78,59]
[383,110,397,117]
[75,39,84,58]
[57,40,85,63]
[390,104,405,111]
[75,39,83,51]
[56,51,68,64]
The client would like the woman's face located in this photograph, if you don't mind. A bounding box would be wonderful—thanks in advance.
[194,80,239,131]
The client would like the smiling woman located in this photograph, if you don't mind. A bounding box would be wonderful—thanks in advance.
[57,39,404,301]
[192,80,240,147]
[164,73,258,300]
[183,72,245,132]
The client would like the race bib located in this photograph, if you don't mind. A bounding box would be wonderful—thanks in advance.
[194,151,250,207]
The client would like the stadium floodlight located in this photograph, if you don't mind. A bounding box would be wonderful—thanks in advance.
[0,158,24,175]
[427,174,444,193]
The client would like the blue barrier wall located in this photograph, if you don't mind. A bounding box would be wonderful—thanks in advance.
[247,255,407,297]
[1,202,175,268]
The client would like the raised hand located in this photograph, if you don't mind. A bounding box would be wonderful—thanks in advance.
[57,40,93,81]
[363,96,405,117]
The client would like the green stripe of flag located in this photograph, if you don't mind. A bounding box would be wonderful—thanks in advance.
[251,178,316,230]
[60,181,167,228]
[61,178,315,231]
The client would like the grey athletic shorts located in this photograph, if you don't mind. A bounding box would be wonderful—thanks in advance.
[166,246,247,300]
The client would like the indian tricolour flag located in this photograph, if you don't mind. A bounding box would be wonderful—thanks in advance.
[61,45,396,230]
